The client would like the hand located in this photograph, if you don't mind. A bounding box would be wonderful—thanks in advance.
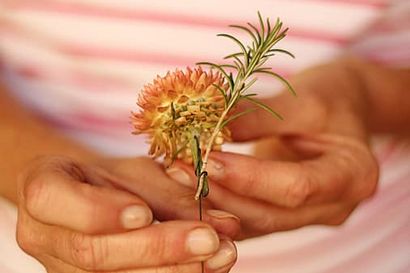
[16,156,239,272]
[166,59,379,239]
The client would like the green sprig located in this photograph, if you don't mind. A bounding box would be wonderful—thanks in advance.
[194,13,296,273]
[197,11,295,123]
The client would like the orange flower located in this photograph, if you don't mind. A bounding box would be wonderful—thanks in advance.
[132,67,231,166]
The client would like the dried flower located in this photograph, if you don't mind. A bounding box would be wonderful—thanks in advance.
[132,67,231,166]
[132,12,296,273]
[132,12,295,202]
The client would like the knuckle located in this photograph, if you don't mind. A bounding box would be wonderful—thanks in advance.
[350,148,380,201]
[241,166,259,193]
[327,208,354,226]
[345,141,380,200]
[361,156,379,199]
[16,224,36,254]
[70,233,108,271]
[144,232,168,263]
[255,215,282,233]
[24,176,50,216]
[283,168,312,208]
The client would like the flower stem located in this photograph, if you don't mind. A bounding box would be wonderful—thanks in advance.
[194,91,240,200]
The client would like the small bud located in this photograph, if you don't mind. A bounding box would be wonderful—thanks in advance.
[187,105,200,113]
[175,117,187,126]
[180,111,191,117]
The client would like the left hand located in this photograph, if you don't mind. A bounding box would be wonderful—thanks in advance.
[17,156,239,272]
[166,59,379,239]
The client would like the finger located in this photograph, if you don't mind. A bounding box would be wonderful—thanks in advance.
[44,254,203,273]
[46,221,220,271]
[109,157,241,238]
[203,182,356,237]
[205,239,237,273]
[169,151,314,208]
[46,241,236,273]
[173,134,377,208]
[21,156,153,234]
[18,207,233,273]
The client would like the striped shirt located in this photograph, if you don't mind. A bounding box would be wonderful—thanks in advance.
[0,0,409,272]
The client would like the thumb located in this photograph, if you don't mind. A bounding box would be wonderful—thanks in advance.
[228,90,327,141]
[19,156,153,234]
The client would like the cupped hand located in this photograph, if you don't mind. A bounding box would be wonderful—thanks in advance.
[16,156,238,273]
[167,59,379,239]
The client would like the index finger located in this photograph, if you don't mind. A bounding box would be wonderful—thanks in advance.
[205,134,378,208]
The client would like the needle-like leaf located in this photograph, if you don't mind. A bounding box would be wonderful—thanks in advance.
[253,70,296,96]
[241,96,284,120]
[221,108,256,128]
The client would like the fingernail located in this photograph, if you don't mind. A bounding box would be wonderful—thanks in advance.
[166,167,193,187]
[206,240,237,270]
[207,159,224,180]
[120,205,152,229]
[186,228,219,256]
[207,210,240,222]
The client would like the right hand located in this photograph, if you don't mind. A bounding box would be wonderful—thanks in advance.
[16,156,238,273]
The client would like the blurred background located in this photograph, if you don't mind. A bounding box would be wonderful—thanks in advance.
[0,0,409,273]
[2,0,406,156]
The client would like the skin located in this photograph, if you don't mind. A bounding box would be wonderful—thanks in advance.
[0,83,239,272]
[168,56,410,239]
[1,56,409,269]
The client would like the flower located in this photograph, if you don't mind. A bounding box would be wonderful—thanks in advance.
[132,67,231,166]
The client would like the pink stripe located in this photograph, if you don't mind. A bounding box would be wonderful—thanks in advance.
[65,45,201,67]
[2,26,294,73]
[13,65,136,93]
[8,1,350,45]
[9,61,291,96]
[313,0,390,8]
[1,25,203,67]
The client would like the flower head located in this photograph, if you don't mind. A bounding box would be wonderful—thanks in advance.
[132,67,231,166]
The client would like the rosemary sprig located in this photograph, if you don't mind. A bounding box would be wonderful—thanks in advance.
[195,12,296,200]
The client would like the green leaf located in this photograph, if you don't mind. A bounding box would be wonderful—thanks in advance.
[240,77,258,94]
[253,70,296,96]
[201,173,209,197]
[253,67,272,73]
[228,72,235,93]
[221,108,256,128]
[242,93,258,97]
[217,33,249,66]
[241,96,284,120]
[271,19,282,37]
[171,139,188,161]
[219,64,238,69]
[170,102,176,120]
[196,62,233,90]
[224,52,244,60]
[229,24,258,44]
[190,135,202,176]
[257,11,265,41]
[212,83,228,106]
[266,48,295,58]
[247,22,261,44]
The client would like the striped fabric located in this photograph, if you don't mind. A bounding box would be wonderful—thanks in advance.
[0,0,409,272]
